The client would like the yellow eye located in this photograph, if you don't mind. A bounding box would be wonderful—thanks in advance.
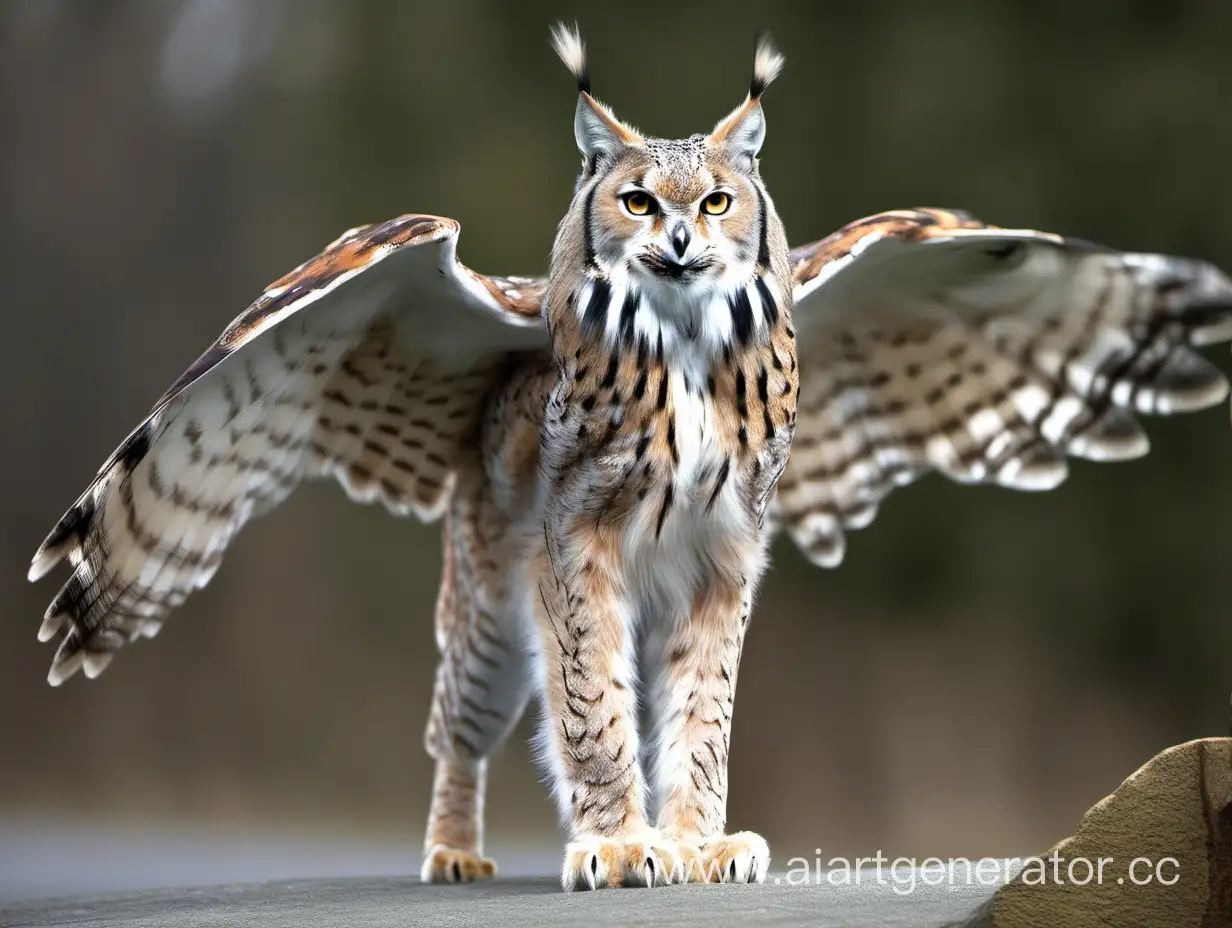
[702,192,731,216]
[622,191,657,216]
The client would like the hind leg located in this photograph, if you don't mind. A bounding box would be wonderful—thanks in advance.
[421,494,530,884]
[422,757,496,883]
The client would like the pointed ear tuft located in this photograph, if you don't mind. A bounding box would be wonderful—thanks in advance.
[552,23,641,163]
[749,31,785,99]
[710,32,783,172]
[551,22,590,94]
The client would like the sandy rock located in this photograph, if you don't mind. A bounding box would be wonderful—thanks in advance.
[962,737,1231,927]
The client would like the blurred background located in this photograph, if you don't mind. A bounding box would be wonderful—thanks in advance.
[4,0,1232,901]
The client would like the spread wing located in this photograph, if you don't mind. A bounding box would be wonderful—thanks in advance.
[778,208,1232,567]
[29,214,547,683]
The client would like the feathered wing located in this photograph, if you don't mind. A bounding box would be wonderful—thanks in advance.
[778,208,1232,567]
[29,214,547,683]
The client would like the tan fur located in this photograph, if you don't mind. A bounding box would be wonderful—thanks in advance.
[524,77,795,886]
[31,30,912,894]
[580,92,643,145]
[653,579,748,841]
[710,98,762,146]
[29,182,1232,896]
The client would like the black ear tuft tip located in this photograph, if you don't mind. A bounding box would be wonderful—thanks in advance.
[551,22,591,96]
[749,30,785,99]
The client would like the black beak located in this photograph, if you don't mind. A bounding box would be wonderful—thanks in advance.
[671,224,691,259]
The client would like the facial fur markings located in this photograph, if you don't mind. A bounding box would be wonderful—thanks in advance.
[571,272,780,365]
[32,22,1232,897]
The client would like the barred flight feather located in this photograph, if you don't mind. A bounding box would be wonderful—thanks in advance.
[30,214,547,684]
[30,206,1232,674]
[37,26,1232,892]
[779,208,1232,567]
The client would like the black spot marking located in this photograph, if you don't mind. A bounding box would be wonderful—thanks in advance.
[633,368,648,400]
[583,183,599,268]
[754,276,778,326]
[619,289,639,344]
[655,484,674,539]
[754,185,771,268]
[583,277,611,338]
[706,457,731,512]
[729,288,755,346]
[600,352,619,390]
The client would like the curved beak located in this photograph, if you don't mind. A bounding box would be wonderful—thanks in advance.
[670,223,692,259]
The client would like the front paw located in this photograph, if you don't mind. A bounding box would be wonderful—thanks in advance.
[699,831,770,883]
[562,832,687,890]
[420,845,498,884]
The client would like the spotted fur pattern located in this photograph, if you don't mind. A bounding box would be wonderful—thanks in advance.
[530,43,794,884]
[27,63,1232,901]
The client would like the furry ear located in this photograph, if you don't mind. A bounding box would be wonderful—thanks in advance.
[551,23,641,163]
[709,32,784,171]
[711,100,767,170]
[573,94,640,162]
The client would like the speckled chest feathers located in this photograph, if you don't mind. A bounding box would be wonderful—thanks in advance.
[540,108,797,576]
[31,22,1232,890]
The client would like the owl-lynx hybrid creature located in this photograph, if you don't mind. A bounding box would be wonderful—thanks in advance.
[28,26,1232,890]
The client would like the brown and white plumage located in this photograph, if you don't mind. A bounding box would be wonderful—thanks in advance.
[38,207,1229,678]
[27,27,1232,895]
[30,214,545,685]
[778,208,1232,567]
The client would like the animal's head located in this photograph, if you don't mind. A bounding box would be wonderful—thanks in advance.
[549,24,786,310]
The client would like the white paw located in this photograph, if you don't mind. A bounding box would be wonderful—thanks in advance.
[420,845,498,884]
[562,832,683,890]
[562,835,619,890]
[625,836,680,887]
[700,831,771,883]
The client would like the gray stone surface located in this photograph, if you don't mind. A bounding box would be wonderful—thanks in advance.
[2,873,999,927]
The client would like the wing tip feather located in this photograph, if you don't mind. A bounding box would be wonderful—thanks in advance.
[30,495,99,583]
[47,649,83,687]
[28,549,63,583]
[82,652,113,679]
[37,612,66,643]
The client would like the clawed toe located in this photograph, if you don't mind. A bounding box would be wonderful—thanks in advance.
[420,845,498,884]
[700,831,771,883]
[563,833,688,890]
[561,831,768,889]
[563,836,622,890]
